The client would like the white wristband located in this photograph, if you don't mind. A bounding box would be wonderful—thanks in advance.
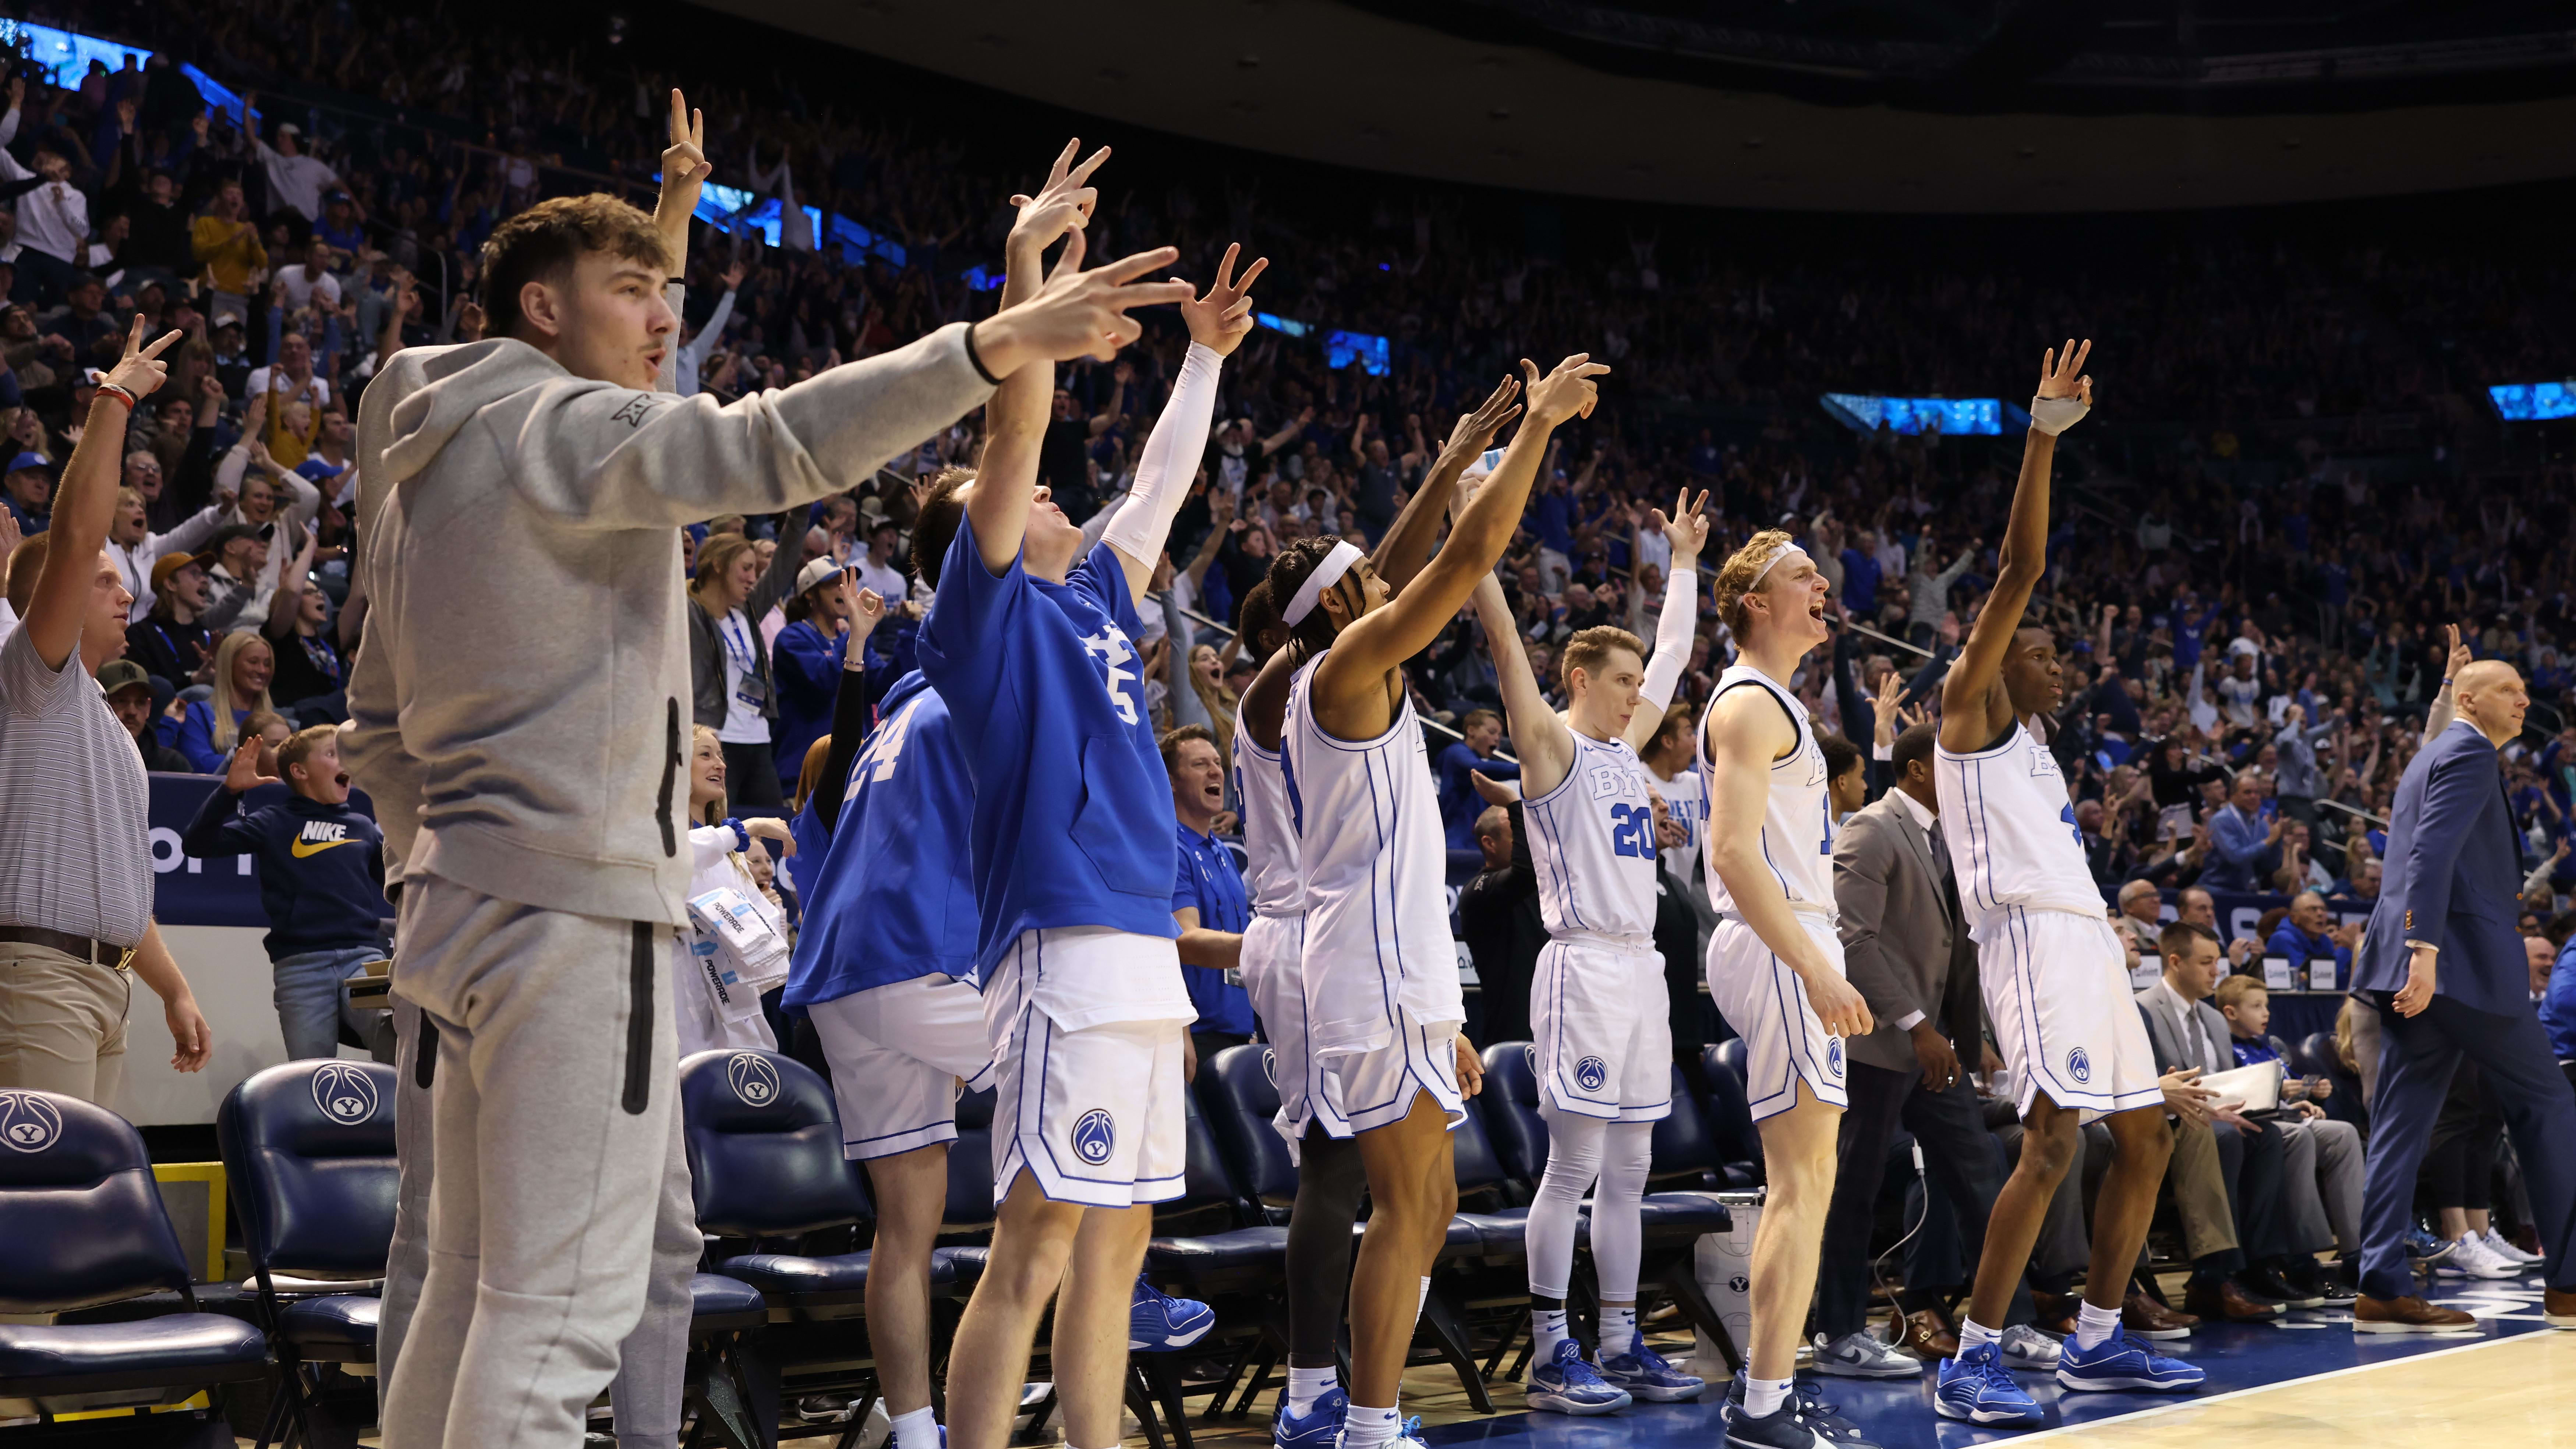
[2030,395,2090,436]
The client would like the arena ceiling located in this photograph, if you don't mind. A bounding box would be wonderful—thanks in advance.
[703,0,2576,212]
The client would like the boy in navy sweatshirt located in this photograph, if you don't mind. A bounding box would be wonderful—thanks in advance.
[183,723,388,1059]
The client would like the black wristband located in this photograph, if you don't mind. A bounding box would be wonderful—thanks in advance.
[667,276,685,286]
[962,321,1003,388]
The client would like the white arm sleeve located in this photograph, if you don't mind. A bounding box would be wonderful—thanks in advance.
[1102,342,1224,569]
[1639,566,1699,712]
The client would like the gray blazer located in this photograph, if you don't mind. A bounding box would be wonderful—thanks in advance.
[1832,791,1977,1073]
[2135,978,2232,1078]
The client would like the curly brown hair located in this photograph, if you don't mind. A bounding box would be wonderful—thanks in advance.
[480,194,673,343]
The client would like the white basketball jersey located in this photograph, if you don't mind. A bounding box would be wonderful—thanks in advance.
[1525,731,1660,943]
[1284,653,1465,1056]
[1232,729,1301,916]
[1935,718,2103,930]
[1648,763,1708,888]
[1697,665,1833,916]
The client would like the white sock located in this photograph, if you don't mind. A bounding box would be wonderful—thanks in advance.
[1744,1376,1793,1418]
[890,1406,938,1449]
[1285,1366,1337,1418]
[2074,1300,2120,1351]
[1342,1402,1401,1449]
[1600,1305,1636,1356]
[1957,1317,2001,1353]
[1415,1275,1431,1326]
[1532,1307,1570,1358]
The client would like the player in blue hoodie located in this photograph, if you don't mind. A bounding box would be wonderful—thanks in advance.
[182,724,388,1059]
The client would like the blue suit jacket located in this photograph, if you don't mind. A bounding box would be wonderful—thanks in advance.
[2353,720,2529,1017]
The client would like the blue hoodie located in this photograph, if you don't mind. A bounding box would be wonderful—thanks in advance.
[181,785,389,958]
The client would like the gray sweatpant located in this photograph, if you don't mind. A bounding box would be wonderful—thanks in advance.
[377,876,700,1449]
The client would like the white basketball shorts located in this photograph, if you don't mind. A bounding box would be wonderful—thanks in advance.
[1979,906,2163,1123]
[986,927,1190,1209]
[804,971,997,1161]
[1532,936,1673,1122]
[1313,1008,1467,1138]
[1238,912,1345,1153]
[1705,912,1851,1121]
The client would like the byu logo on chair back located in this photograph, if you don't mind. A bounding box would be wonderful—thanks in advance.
[726,1052,782,1108]
[311,1063,381,1125]
[0,1091,64,1153]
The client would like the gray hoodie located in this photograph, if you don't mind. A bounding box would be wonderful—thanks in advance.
[343,324,992,925]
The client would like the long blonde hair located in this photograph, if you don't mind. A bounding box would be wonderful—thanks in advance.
[1186,643,1238,759]
[211,631,276,752]
[692,724,728,826]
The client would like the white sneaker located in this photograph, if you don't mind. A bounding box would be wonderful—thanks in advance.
[2482,1229,2544,1268]
[1997,1323,2064,1370]
[1808,1329,1924,1378]
[2434,1234,2517,1279]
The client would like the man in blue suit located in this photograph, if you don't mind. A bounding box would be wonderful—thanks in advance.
[2351,661,2576,1332]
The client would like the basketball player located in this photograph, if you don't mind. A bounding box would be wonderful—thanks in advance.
[909,145,1259,1449]
[1698,528,1877,1449]
[1261,351,1606,1449]
[345,94,1188,1442]
[1236,381,1523,1449]
[1465,488,1709,1413]
[1934,341,2202,1426]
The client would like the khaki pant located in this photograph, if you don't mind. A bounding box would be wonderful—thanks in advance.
[0,942,133,1107]
[2167,1116,2239,1262]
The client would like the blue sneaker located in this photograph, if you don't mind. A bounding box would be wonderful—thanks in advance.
[1722,1395,1883,1449]
[2056,1329,2205,1393]
[1525,1339,1632,1415]
[1129,1277,1214,1351]
[2405,1224,2456,1266]
[1934,1342,2045,1427]
[1724,1375,1879,1445]
[1597,1333,1705,1402]
[1273,1385,1346,1449]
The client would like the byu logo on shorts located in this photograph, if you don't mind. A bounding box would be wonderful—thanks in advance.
[1261,1049,1278,1088]
[727,1052,782,1108]
[0,1091,64,1153]
[1071,1108,1117,1166]
[1574,1056,1610,1093]
[310,1063,380,1126]
[1826,1038,1845,1077]
[1729,1274,1751,1294]
[2066,1047,2092,1084]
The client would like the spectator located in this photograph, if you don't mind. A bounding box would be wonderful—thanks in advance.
[1905,532,1976,647]
[770,562,890,795]
[852,512,908,602]
[2541,934,2576,1089]
[1163,724,1254,1061]
[2112,878,2167,981]
[97,658,193,771]
[180,726,389,1060]
[197,522,277,632]
[0,321,210,1102]
[107,481,224,620]
[1436,708,1519,849]
[0,137,88,306]
[127,553,216,690]
[2272,705,2335,824]
[275,236,344,313]
[2267,890,2358,983]
[190,180,268,321]
[2202,769,2282,892]
[1456,799,1542,1047]
[3,452,53,533]
[159,628,277,773]
[687,528,807,809]
[261,537,344,720]
[244,106,344,227]
[2332,856,2383,905]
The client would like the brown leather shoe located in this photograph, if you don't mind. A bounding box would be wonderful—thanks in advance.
[2546,1287,2576,1329]
[2122,1289,2199,1340]
[2353,1294,2477,1333]
[2183,1277,2283,1322]
[2030,1290,2080,1336]
[1899,1308,1959,1359]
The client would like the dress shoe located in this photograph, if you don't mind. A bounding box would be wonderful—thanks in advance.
[2547,1286,2576,1329]
[1900,1308,1960,1359]
[2183,1277,2282,1321]
[2353,1294,2476,1333]
[2245,1264,2323,1308]
[2030,1291,2080,1336]
[2122,1289,2198,1340]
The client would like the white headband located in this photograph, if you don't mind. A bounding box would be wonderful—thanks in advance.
[1283,540,1365,626]
[1748,543,1810,590]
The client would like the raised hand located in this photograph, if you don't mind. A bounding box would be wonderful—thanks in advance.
[742,817,796,858]
[2037,337,2093,405]
[722,260,746,292]
[1521,353,1611,427]
[2443,623,2471,681]
[1178,242,1268,358]
[1438,375,1522,474]
[1008,138,1110,257]
[105,316,184,400]
[852,582,888,637]
[224,735,281,795]
[1651,485,1712,570]
[976,230,1195,370]
[657,89,711,230]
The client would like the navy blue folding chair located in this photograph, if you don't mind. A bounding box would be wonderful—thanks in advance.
[1199,1045,1299,1221]
[1699,1043,1765,1182]
[0,1089,269,1427]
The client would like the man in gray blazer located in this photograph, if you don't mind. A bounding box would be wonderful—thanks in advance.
[2139,922,2360,1313]
[1814,725,2056,1376]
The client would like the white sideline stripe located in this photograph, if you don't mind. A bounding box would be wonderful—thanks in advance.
[2002,1332,2534,1443]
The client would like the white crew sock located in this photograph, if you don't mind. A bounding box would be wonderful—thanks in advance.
[1957,1317,2001,1353]
[1600,1305,1636,1357]
[2074,1300,2120,1352]
[1416,1276,1431,1326]
[1285,1366,1337,1418]
[1532,1307,1570,1359]
[1342,1402,1401,1449]
[890,1406,939,1449]
[1744,1375,1793,1418]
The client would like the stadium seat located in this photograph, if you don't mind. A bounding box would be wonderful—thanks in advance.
[2294,1031,2370,1134]
[0,1089,270,1423]
[1199,1043,1300,1216]
[1699,1043,1765,1180]
[218,1060,399,1446]
[1476,1042,1553,1185]
[1713,1037,1749,1089]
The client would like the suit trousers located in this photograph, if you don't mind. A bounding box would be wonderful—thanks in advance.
[2165,1117,2240,1266]
[1816,1062,2032,1337]
[2360,994,2576,1300]
[2226,1117,2290,1264]
[1991,1119,2106,1286]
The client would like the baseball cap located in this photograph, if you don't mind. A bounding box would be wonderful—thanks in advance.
[197,522,274,564]
[6,451,50,476]
[296,456,351,484]
[149,553,205,591]
[795,557,843,598]
[96,660,152,697]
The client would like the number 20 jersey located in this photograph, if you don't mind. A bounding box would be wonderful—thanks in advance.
[1934,718,2103,933]
[1525,731,1660,943]
[1696,664,1833,917]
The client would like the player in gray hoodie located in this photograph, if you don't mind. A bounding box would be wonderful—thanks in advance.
[343,97,1193,1447]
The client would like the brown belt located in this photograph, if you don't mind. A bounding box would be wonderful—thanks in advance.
[0,926,138,970]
